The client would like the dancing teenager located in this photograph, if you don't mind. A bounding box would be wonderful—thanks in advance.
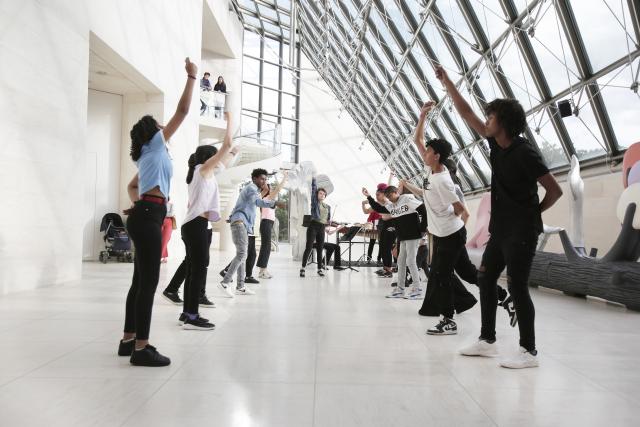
[162,145,240,306]
[256,173,288,279]
[436,65,562,368]
[300,176,331,278]
[179,113,234,330]
[363,185,427,300]
[118,57,197,367]
[219,169,276,297]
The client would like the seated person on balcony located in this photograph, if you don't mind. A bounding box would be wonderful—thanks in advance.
[214,76,226,93]
[200,72,212,114]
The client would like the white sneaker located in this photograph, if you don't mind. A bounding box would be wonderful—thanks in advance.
[235,286,255,296]
[459,340,499,357]
[500,347,539,369]
[386,287,405,298]
[404,286,422,300]
[258,270,272,279]
[218,282,235,298]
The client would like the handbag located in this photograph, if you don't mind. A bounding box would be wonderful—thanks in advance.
[302,215,311,227]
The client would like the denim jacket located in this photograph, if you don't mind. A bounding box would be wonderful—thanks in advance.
[229,183,275,232]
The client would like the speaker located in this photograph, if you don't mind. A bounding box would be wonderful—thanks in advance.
[558,99,573,118]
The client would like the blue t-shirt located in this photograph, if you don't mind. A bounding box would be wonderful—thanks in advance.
[137,130,173,197]
[229,183,275,232]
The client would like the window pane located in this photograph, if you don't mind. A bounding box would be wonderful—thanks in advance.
[263,36,281,64]
[527,108,568,169]
[435,2,482,67]
[244,31,261,58]
[243,56,260,84]
[241,113,258,135]
[242,83,259,111]
[262,88,279,116]
[280,143,296,163]
[598,63,640,150]
[469,0,508,43]
[562,102,607,160]
[571,0,637,72]
[263,61,280,89]
[282,94,296,119]
[280,119,296,145]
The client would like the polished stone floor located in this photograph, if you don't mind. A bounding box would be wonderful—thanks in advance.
[1,246,639,426]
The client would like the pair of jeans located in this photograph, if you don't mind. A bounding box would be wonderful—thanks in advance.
[378,228,395,268]
[397,238,421,289]
[429,227,468,319]
[324,242,341,267]
[181,217,210,315]
[302,221,325,268]
[124,200,167,340]
[165,229,213,295]
[223,222,248,289]
[224,235,256,278]
[479,232,539,351]
[256,219,274,268]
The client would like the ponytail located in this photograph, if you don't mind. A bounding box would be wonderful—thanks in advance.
[186,153,196,184]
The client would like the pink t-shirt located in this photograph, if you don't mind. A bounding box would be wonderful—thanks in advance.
[261,206,276,221]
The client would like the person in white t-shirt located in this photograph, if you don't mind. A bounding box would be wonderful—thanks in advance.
[409,101,473,336]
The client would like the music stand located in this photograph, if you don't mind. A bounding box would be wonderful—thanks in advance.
[338,225,363,272]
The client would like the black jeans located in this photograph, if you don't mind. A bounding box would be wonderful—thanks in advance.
[302,221,325,268]
[367,238,376,260]
[181,217,210,315]
[224,234,256,278]
[479,232,539,351]
[417,244,429,274]
[378,228,395,268]
[256,219,274,268]
[124,200,167,340]
[324,242,341,267]
[165,229,212,295]
[429,227,468,319]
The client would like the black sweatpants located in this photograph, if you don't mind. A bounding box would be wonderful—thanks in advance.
[165,229,212,295]
[378,228,395,268]
[302,221,325,268]
[124,200,167,340]
[181,217,210,315]
[256,219,274,268]
[479,232,539,351]
[429,227,468,319]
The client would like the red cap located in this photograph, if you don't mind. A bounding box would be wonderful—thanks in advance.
[376,183,388,192]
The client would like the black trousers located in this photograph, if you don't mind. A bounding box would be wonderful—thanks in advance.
[479,232,538,351]
[378,228,395,268]
[181,217,210,315]
[165,229,212,295]
[367,238,377,260]
[256,219,274,268]
[224,234,256,278]
[417,244,429,274]
[302,221,325,268]
[124,200,167,340]
[428,227,468,319]
[324,242,342,267]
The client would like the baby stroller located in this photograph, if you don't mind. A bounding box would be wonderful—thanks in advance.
[99,213,133,263]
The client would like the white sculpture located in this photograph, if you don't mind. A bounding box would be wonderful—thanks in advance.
[287,161,315,261]
[568,154,586,253]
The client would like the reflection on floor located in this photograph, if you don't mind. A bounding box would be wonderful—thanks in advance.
[0,245,639,426]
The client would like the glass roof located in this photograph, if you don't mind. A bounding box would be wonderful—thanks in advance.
[234,0,640,192]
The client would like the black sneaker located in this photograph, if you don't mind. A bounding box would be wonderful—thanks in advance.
[318,269,325,277]
[333,266,347,271]
[183,315,215,330]
[380,271,393,278]
[501,295,518,327]
[426,317,457,335]
[130,345,171,367]
[118,338,135,356]
[178,313,209,325]
[219,269,228,279]
[375,269,385,276]
[199,295,215,307]
[300,269,305,278]
[162,290,182,305]
[245,277,260,284]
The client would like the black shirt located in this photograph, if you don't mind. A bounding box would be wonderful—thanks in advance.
[214,82,226,93]
[487,136,549,237]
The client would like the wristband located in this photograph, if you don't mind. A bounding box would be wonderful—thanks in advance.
[188,75,196,80]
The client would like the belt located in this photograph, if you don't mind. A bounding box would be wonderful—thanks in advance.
[141,194,166,205]
[231,220,244,225]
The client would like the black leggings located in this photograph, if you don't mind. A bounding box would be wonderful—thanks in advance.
[302,221,325,268]
[324,242,341,267]
[181,217,210,315]
[479,232,538,351]
[124,200,166,341]
[256,219,274,268]
[165,229,212,295]
[378,228,395,268]
[367,238,377,260]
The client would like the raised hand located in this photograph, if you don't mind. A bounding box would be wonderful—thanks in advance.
[362,187,370,197]
[419,101,436,120]
[435,65,449,83]
[185,57,198,76]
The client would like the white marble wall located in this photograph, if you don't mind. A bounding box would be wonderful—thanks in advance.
[0,0,242,295]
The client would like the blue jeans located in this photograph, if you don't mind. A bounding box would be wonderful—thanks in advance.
[223,222,248,289]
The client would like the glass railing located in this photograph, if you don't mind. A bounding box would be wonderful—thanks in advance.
[200,89,228,119]
[233,125,282,158]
